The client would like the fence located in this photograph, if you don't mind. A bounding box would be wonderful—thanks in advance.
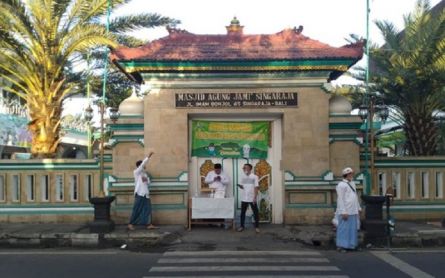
[0,159,100,222]
[374,157,445,220]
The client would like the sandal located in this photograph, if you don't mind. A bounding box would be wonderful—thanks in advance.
[147,224,159,230]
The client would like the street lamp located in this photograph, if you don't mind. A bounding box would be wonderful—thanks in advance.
[359,93,391,246]
[86,100,120,233]
[109,107,120,123]
[359,92,389,195]
[84,105,94,159]
[435,111,445,155]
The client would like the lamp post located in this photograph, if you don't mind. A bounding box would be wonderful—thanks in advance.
[84,105,94,158]
[436,111,445,155]
[86,0,117,233]
[359,92,389,195]
[434,112,445,228]
[86,101,119,233]
[359,93,390,246]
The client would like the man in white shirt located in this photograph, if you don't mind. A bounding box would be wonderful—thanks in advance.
[128,151,157,231]
[237,163,260,233]
[204,163,230,198]
[335,167,361,252]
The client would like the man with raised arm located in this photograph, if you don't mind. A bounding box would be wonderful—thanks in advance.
[128,151,158,230]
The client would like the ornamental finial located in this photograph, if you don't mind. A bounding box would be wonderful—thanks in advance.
[226,16,244,35]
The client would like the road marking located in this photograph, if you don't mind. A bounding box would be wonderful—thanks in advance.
[150,265,340,272]
[390,250,445,254]
[371,251,434,278]
[158,257,329,263]
[0,251,117,255]
[163,250,321,256]
[143,274,349,278]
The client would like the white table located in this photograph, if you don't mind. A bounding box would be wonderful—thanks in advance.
[188,197,235,230]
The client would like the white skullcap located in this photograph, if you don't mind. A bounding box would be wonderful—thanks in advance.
[342,167,353,175]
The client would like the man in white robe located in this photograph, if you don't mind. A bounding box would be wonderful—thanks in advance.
[204,163,230,198]
[336,167,361,252]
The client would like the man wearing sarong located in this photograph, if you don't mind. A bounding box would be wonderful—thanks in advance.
[336,167,361,252]
[128,151,157,230]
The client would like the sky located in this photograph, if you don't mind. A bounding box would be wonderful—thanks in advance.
[114,0,442,47]
[64,0,442,117]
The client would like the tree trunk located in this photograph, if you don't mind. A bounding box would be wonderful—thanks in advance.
[27,100,62,158]
[403,110,438,156]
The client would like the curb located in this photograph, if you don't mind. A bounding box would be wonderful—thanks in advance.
[0,227,444,249]
[286,228,445,249]
[0,231,165,249]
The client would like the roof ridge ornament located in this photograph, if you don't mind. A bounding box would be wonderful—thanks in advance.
[293,25,304,34]
[166,26,190,35]
[226,16,244,35]
[277,26,304,36]
[341,39,365,49]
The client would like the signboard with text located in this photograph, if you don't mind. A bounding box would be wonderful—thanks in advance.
[191,121,270,158]
[176,92,297,108]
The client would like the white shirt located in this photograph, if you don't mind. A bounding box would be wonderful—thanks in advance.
[336,179,361,215]
[239,173,259,202]
[204,170,230,198]
[134,157,150,198]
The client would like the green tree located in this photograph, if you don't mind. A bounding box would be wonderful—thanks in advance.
[0,0,178,157]
[0,0,126,157]
[331,84,364,109]
[370,0,445,156]
[81,14,179,108]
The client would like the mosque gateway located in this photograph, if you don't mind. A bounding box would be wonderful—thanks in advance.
[1,18,444,227]
[108,18,364,225]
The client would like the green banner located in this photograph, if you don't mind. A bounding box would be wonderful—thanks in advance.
[191,121,269,158]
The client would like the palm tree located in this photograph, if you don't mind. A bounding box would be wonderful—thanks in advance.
[370,0,445,156]
[0,0,130,157]
[81,14,179,108]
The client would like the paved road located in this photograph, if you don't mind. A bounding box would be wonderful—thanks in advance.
[1,249,444,277]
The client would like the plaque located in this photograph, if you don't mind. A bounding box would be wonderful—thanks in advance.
[175,92,298,108]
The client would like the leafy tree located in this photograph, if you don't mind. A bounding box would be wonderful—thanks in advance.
[376,131,407,155]
[0,0,178,157]
[0,0,125,157]
[80,14,179,109]
[370,0,445,156]
[331,85,364,109]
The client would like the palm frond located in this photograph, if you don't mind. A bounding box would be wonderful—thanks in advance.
[115,34,147,47]
[109,13,180,33]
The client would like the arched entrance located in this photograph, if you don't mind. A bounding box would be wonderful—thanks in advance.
[189,117,283,224]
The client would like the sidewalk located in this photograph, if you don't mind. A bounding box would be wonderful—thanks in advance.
[0,221,444,250]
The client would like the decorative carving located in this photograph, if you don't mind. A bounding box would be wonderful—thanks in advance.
[200,159,214,191]
[226,17,244,35]
[254,159,272,222]
[293,25,304,34]
[166,26,190,34]
[254,159,271,193]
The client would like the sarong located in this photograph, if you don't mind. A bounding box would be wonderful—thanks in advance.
[336,214,358,249]
[129,195,151,225]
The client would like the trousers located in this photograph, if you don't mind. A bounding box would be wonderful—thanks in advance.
[240,201,259,228]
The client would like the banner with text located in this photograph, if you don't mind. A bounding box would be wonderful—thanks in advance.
[191,121,269,158]
[176,92,297,108]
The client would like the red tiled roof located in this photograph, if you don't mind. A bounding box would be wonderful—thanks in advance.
[110,28,364,62]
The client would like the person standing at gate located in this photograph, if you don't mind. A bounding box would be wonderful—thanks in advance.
[204,163,230,198]
[237,163,260,233]
[128,151,158,231]
[335,167,361,252]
